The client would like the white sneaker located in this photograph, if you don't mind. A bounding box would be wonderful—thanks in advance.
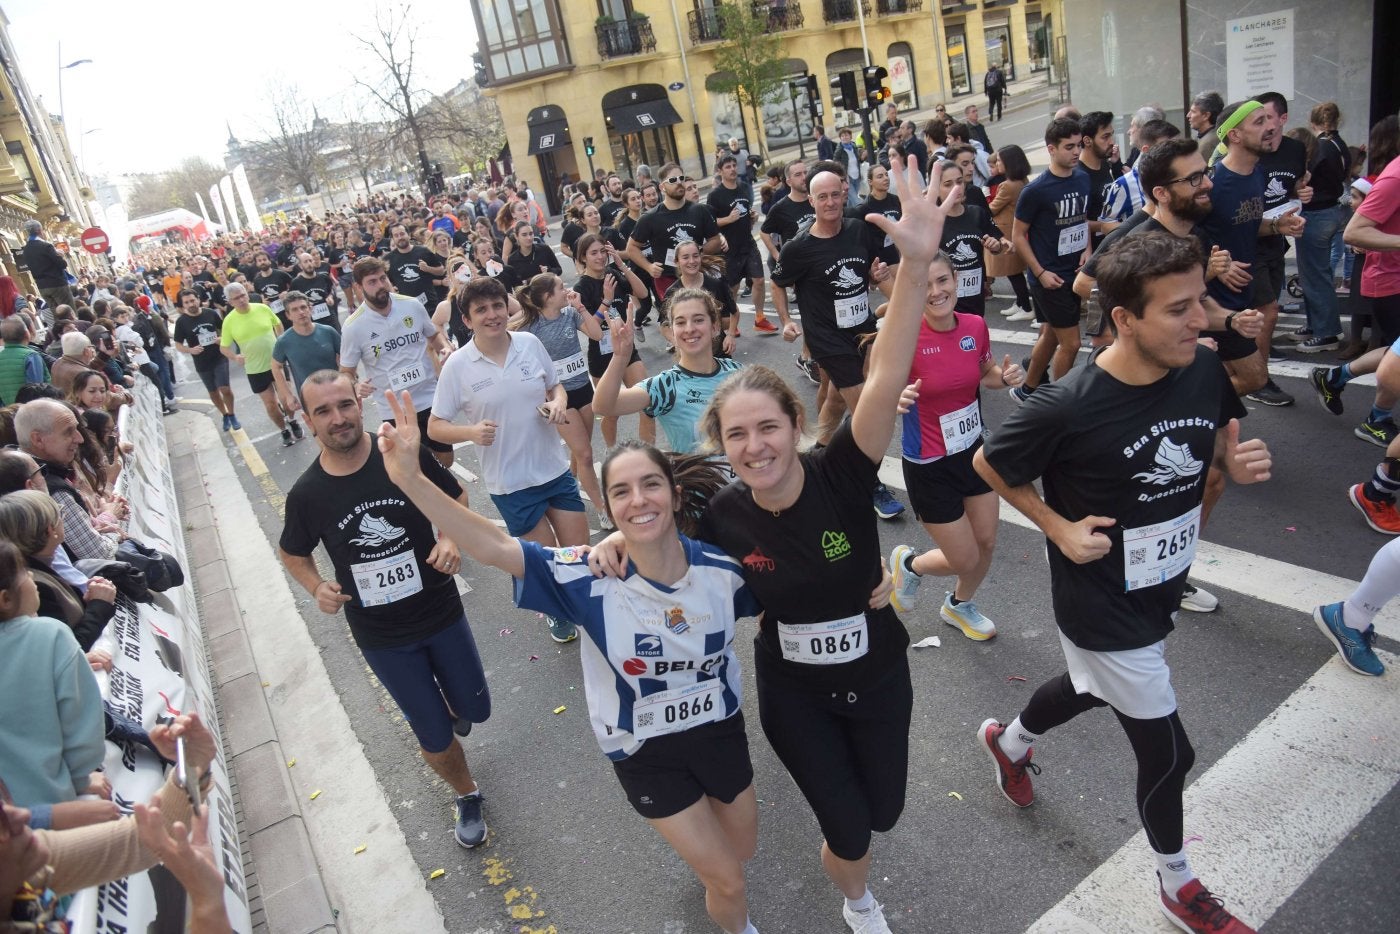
[1006,309,1035,322]
[1179,581,1218,613]
[843,900,893,934]
[999,304,1020,316]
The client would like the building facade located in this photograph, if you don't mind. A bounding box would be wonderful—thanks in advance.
[471,0,1061,214]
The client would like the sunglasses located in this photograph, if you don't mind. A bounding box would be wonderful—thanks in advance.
[664,175,691,185]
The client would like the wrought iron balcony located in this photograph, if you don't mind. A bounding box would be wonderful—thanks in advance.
[876,0,922,13]
[688,2,805,44]
[822,0,871,24]
[760,0,805,31]
[596,17,657,59]
[687,6,723,42]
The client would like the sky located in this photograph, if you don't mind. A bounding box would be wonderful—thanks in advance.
[5,0,477,179]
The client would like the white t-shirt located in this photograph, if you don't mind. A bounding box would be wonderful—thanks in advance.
[340,295,440,412]
[430,332,569,494]
[113,323,151,367]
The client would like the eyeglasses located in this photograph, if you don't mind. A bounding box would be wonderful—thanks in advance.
[663,175,691,185]
[1167,170,1210,189]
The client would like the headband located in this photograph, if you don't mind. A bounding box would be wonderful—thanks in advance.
[1212,100,1264,164]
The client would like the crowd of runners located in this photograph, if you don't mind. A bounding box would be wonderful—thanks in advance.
[3,84,1400,934]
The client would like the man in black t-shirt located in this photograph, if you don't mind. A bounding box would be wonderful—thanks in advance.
[598,173,626,226]
[252,251,293,327]
[385,223,444,306]
[759,160,815,338]
[290,252,341,332]
[625,161,721,308]
[707,153,778,334]
[973,231,1269,934]
[171,289,237,430]
[1078,111,1121,249]
[279,371,490,849]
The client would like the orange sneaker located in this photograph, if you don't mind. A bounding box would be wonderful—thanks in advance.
[752,317,779,334]
[1348,483,1400,534]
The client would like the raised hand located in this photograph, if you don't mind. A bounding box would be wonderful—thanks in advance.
[377,390,426,487]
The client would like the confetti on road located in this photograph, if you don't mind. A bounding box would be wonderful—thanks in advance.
[529,655,539,661]
[1007,675,1028,682]
[429,869,446,880]
[553,705,567,715]
[1284,526,1297,532]
[309,789,322,800]
[286,758,296,768]
[947,791,963,801]
[500,627,513,636]
[354,844,366,854]
[912,636,941,648]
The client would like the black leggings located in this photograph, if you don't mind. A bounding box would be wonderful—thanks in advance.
[1006,271,1032,311]
[1020,672,1196,855]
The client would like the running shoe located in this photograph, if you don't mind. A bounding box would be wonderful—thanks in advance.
[976,718,1039,808]
[1244,380,1293,406]
[796,355,820,385]
[872,484,905,520]
[547,615,578,643]
[634,323,647,344]
[454,791,487,848]
[999,304,1021,317]
[1312,602,1385,676]
[842,900,893,934]
[221,413,232,432]
[281,427,295,446]
[1336,280,1351,296]
[1159,877,1256,933]
[740,283,752,298]
[1309,367,1345,415]
[1006,308,1035,321]
[942,593,997,640]
[1008,384,1034,403]
[1297,334,1341,353]
[1179,582,1218,613]
[289,418,305,441]
[229,414,242,431]
[1355,416,1400,447]
[1348,483,1400,534]
[1286,327,1314,342]
[889,544,920,613]
[753,317,779,334]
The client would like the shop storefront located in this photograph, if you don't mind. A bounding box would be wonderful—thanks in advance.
[602,85,681,181]
[525,105,575,216]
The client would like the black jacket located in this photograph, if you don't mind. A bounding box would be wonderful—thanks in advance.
[21,237,68,289]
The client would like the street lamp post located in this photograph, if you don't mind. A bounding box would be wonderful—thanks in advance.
[57,42,93,129]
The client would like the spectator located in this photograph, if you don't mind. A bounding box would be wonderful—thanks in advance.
[47,332,96,396]
[20,220,74,309]
[15,399,116,562]
[0,317,49,405]
[0,275,29,318]
[1189,90,1225,163]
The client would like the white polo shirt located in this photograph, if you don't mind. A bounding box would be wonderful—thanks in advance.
[341,295,440,412]
[431,332,569,495]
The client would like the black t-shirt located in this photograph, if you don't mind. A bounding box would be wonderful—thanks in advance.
[599,198,624,227]
[760,195,815,253]
[506,242,563,284]
[851,193,902,265]
[981,347,1246,651]
[253,270,292,309]
[171,308,225,372]
[1081,208,1155,279]
[698,421,908,691]
[707,180,756,243]
[771,219,882,358]
[560,223,586,256]
[940,205,1001,315]
[386,246,438,301]
[1200,162,1264,311]
[1014,167,1091,276]
[279,440,463,649]
[290,272,340,330]
[574,269,633,369]
[1256,135,1307,259]
[630,203,720,277]
[1082,159,1119,246]
[1305,132,1350,212]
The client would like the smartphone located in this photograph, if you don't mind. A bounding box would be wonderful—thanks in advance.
[175,736,202,809]
[537,404,552,418]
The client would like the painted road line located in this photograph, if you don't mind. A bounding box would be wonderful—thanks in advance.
[229,427,270,478]
[174,397,215,406]
[1027,649,1400,933]
[877,454,1400,642]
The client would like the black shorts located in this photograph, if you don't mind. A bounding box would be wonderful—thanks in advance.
[565,382,594,411]
[902,444,993,524]
[389,406,454,453]
[612,712,754,820]
[755,650,913,861]
[1201,327,1258,362]
[814,351,865,390]
[1030,279,1082,329]
[588,347,642,380]
[247,369,275,394]
[1251,252,1287,308]
[196,358,230,392]
[724,244,762,286]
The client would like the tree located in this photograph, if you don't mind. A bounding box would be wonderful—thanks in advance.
[417,81,506,176]
[354,4,433,185]
[255,84,332,196]
[124,157,226,218]
[338,117,391,194]
[709,3,787,159]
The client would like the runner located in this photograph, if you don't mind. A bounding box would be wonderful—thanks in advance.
[626,162,722,315]
[973,231,1270,934]
[272,291,341,417]
[851,163,901,272]
[573,232,655,448]
[504,223,563,284]
[1313,538,1396,676]
[218,282,304,446]
[666,239,740,355]
[510,272,608,517]
[615,188,658,333]
[708,153,778,335]
[340,257,453,468]
[1079,111,1123,249]
[428,276,588,644]
[251,251,293,328]
[385,223,445,308]
[758,160,813,344]
[1009,118,1091,399]
[289,251,341,332]
[278,370,488,849]
[170,288,237,430]
[932,160,1010,318]
[888,249,1024,641]
[379,392,765,934]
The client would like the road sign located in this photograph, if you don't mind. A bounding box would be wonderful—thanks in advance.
[80,227,109,254]
[668,81,684,91]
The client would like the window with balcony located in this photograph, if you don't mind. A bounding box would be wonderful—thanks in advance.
[822,0,871,24]
[876,0,922,13]
[688,2,805,45]
[474,0,571,85]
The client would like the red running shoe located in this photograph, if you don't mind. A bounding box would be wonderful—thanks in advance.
[1160,878,1256,933]
[976,718,1039,808]
[1349,484,1400,535]
[752,317,779,334]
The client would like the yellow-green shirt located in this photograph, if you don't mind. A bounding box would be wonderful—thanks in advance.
[219,303,280,374]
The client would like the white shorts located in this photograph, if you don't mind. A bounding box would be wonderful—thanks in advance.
[1057,631,1178,720]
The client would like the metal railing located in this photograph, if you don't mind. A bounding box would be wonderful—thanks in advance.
[595,17,658,59]
[688,2,805,44]
[876,0,922,13]
[822,0,872,24]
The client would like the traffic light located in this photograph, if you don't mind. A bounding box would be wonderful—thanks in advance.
[864,66,890,109]
[805,73,819,100]
[584,137,596,157]
[830,71,859,112]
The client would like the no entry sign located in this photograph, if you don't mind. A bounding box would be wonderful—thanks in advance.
[80,227,109,253]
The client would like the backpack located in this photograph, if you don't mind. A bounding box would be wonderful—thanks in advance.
[985,69,999,91]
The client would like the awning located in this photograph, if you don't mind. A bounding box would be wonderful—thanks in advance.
[527,120,570,156]
[605,99,682,135]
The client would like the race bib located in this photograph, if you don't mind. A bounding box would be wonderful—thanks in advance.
[311,302,331,320]
[350,552,422,606]
[1122,506,1201,592]
[197,330,220,347]
[957,268,983,298]
[554,351,588,382]
[777,613,869,665]
[631,680,723,740]
[939,399,982,455]
[598,328,614,356]
[418,293,431,306]
[389,363,427,391]
[834,293,870,329]
[664,247,677,271]
[270,298,285,313]
[1058,223,1088,256]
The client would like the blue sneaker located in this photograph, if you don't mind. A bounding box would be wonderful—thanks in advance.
[547,615,577,644]
[889,544,921,613]
[873,484,905,520]
[221,413,232,432]
[454,791,487,848]
[942,593,997,640]
[1313,602,1384,676]
[1009,384,1033,403]
[228,414,242,431]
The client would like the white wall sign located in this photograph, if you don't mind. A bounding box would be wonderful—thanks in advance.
[1226,9,1294,102]
[889,55,913,95]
